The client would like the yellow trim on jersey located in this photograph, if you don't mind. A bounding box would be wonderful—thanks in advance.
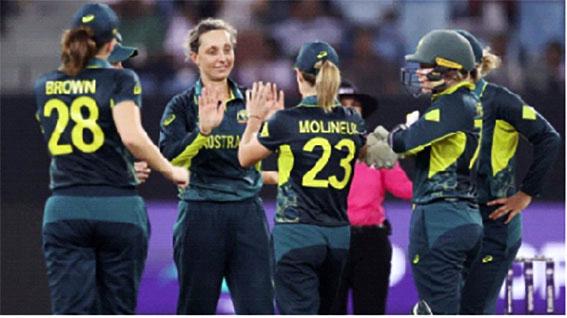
[429,132,466,178]
[403,132,460,156]
[432,81,475,101]
[491,120,518,176]
[424,109,440,122]
[277,144,294,186]
[260,122,270,138]
[171,133,210,169]
[522,105,536,120]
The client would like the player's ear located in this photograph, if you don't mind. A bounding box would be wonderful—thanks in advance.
[102,39,116,57]
[294,68,304,83]
[190,51,199,66]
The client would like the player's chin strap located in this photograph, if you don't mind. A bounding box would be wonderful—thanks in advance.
[412,300,433,315]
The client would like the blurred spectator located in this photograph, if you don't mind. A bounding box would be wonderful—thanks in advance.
[373,8,405,66]
[484,33,524,92]
[234,30,294,92]
[113,0,167,57]
[112,0,170,94]
[342,27,400,96]
[400,1,450,53]
[332,0,394,27]
[525,41,565,96]
[164,1,196,66]
[271,0,344,57]
[1,0,21,36]
[519,1,565,59]
[218,0,258,29]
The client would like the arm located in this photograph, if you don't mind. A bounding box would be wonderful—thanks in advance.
[487,91,561,223]
[159,87,225,168]
[389,100,466,155]
[112,102,188,187]
[262,171,279,185]
[382,163,413,200]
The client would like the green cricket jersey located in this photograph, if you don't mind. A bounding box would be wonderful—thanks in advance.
[473,79,561,203]
[159,79,262,202]
[34,58,142,195]
[257,96,366,226]
[390,82,482,204]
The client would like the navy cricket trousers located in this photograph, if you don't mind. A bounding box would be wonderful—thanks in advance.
[173,197,274,314]
[42,195,149,314]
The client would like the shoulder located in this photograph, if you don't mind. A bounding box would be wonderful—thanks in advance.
[34,70,61,93]
[165,87,195,111]
[111,68,140,84]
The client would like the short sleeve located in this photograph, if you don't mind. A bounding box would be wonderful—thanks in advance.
[113,69,142,108]
[257,111,287,151]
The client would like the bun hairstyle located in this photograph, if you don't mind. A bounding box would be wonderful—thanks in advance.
[59,27,102,76]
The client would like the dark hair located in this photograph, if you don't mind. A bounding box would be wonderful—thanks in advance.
[185,18,237,57]
[59,27,104,76]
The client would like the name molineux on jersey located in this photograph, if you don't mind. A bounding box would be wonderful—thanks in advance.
[299,120,358,135]
[45,79,96,95]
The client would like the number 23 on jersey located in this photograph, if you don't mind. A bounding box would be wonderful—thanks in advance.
[302,137,356,190]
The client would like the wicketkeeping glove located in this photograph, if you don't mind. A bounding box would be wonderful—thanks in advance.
[364,126,398,169]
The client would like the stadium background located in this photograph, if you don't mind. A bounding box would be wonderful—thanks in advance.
[1,0,564,314]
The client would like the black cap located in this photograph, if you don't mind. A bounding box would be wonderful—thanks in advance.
[71,3,122,45]
[294,41,339,75]
[455,30,483,64]
[338,80,378,118]
[108,43,138,64]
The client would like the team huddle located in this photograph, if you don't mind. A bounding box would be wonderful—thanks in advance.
[34,3,560,315]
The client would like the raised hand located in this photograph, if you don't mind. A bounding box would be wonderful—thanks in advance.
[198,86,226,135]
[265,83,284,120]
[246,82,270,121]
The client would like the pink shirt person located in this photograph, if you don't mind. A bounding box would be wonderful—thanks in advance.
[347,161,413,226]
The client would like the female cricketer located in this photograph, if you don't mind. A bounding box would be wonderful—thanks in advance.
[457,30,561,314]
[238,41,367,314]
[158,18,273,314]
[34,3,188,314]
[390,29,483,314]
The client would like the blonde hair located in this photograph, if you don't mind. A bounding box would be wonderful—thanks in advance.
[477,48,502,78]
[184,18,237,59]
[59,27,101,76]
[301,60,341,112]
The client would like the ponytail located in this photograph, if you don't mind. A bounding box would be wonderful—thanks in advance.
[476,48,501,79]
[314,60,341,112]
[59,27,99,76]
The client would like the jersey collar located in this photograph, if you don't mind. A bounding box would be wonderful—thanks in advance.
[85,57,112,69]
[298,95,341,108]
[192,78,244,105]
[432,81,476,101]
[473,79,488,98]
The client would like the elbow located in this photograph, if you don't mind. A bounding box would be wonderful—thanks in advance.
[120,133,145,153]
[238,150,254,168]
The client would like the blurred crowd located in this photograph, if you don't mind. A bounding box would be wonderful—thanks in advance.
[2,0,564,99]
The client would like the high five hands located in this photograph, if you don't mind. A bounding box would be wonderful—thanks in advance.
[198,86,227,135]
[246,82,284,122]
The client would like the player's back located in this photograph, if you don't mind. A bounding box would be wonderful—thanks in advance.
[34,60,142,192]
[260,97,366,226]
